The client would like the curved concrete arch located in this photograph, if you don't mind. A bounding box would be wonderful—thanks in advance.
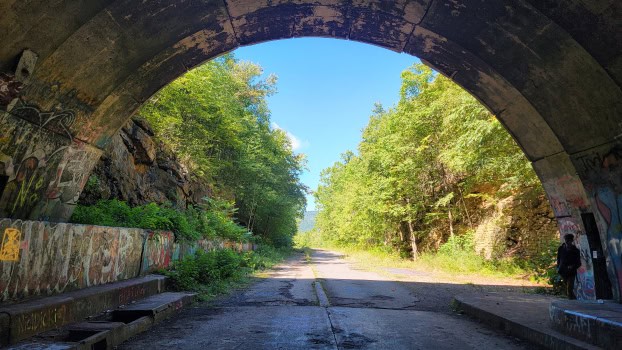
[1,0,621,300]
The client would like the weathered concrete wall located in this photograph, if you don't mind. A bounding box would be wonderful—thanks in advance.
[0,219,254,303]
[0,109,102,221]
[570,143,622,302]
[0,219,143,302]
[533,149,622,301]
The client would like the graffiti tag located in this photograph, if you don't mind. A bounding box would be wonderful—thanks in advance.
[0,227,21,261]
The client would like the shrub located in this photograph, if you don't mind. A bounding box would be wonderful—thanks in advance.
[70,199,250,242]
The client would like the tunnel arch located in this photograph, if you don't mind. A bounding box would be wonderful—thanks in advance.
[0,1,621,300]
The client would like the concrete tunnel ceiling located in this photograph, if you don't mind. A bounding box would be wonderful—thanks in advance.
[0,0,620,160]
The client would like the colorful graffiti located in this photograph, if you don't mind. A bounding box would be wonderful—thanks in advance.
[0,228,21,261]
[0,218,255,303]
[594,187,622,297]
[540,172,597,300]
[573,144,622,300]
[0,220,144,302]
[576,234,596,300]
[0,73,23,107]
[141,231,174,274]
[0,111,102,221]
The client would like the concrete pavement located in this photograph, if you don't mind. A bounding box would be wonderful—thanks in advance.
[119,249,529,349]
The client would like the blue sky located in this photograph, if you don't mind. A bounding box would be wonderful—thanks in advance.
[234,38,420,210]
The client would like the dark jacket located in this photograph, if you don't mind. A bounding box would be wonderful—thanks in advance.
[557,243,581,278]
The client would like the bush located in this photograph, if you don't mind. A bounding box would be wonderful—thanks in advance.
[417,231,525,277]
[161,247,291,299]
[70,198,250,242]
[524,238,564,294]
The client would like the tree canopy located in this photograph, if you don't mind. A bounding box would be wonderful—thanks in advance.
[139,55,307,246]
[314,64,540,257]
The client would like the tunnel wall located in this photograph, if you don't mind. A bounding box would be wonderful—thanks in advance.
[0,109,102,221]
[571,143,622,301]
[535,147,622,301]
[0,218,254,303]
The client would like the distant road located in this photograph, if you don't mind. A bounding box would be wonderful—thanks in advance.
[119,249,528,349]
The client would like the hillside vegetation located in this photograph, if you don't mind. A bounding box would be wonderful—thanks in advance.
[74,55,306,247]
[301,64,558,278]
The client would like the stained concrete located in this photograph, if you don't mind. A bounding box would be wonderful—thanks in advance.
[119,250,529,349]
[454,292,600,350]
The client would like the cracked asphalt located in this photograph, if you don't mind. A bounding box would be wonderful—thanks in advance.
[119,249,531,349]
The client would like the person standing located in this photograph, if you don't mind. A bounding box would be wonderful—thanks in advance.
[557,233,581,299]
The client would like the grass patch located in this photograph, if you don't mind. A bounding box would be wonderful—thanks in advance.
[297,233,537,281]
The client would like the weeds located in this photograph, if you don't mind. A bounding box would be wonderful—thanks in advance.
[159,246,291,300]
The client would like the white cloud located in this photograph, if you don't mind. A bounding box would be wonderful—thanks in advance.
[271,122,305,151]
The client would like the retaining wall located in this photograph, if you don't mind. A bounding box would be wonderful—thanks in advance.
[0,218,254,303]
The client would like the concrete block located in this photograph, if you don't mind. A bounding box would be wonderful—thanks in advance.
[0,275,166,345]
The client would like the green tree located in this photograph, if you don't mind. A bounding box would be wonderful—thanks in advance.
[139,55,306,246]
[314,63,540,258]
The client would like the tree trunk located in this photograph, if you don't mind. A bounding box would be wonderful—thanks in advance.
[407,220,418,260]
[458,186,473,229]
[448,207,454,238]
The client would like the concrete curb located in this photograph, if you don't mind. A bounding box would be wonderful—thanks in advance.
[0,275,166,346]
[550,300,622,349]
[453,293,599,350]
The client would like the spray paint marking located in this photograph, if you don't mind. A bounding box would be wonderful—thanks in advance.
[0,227,21,261]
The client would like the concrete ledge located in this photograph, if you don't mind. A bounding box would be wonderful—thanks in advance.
[550,299,622,349]
[6,292,195,349]
[453,293,599,350]
[0,275,166,346]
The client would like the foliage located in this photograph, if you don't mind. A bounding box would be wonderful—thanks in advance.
[161,247,290,299]
[161,249,243,293]
[71,198,250,242]
[313,63,544,264]
[417,231,524,276]
[523,239,564,294]
[139,54,306,246]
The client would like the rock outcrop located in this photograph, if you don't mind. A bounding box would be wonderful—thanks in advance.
[78,117,210,208]
[474,191,559,260]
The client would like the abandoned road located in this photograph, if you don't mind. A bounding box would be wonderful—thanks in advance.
[119,250,529,349]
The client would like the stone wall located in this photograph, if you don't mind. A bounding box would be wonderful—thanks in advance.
[0,218,254,304]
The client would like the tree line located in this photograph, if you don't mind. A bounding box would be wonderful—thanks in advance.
[314,64,542,258]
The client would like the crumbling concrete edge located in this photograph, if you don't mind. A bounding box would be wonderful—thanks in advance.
[452,296,597,350]
[0,275,166,346]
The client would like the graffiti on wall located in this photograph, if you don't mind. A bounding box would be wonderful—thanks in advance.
[16,304,67,338]
[0,218,255,303]
[544,175,589,218]
[0,111,102,221]
[0,219,144,302]
[0,228,21,261]
[0,73,23,107]
[576,234,596,300]
[141,231,174,274]
[573,145,622,299]
[540,172,597,300]
[10,99,76,140]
